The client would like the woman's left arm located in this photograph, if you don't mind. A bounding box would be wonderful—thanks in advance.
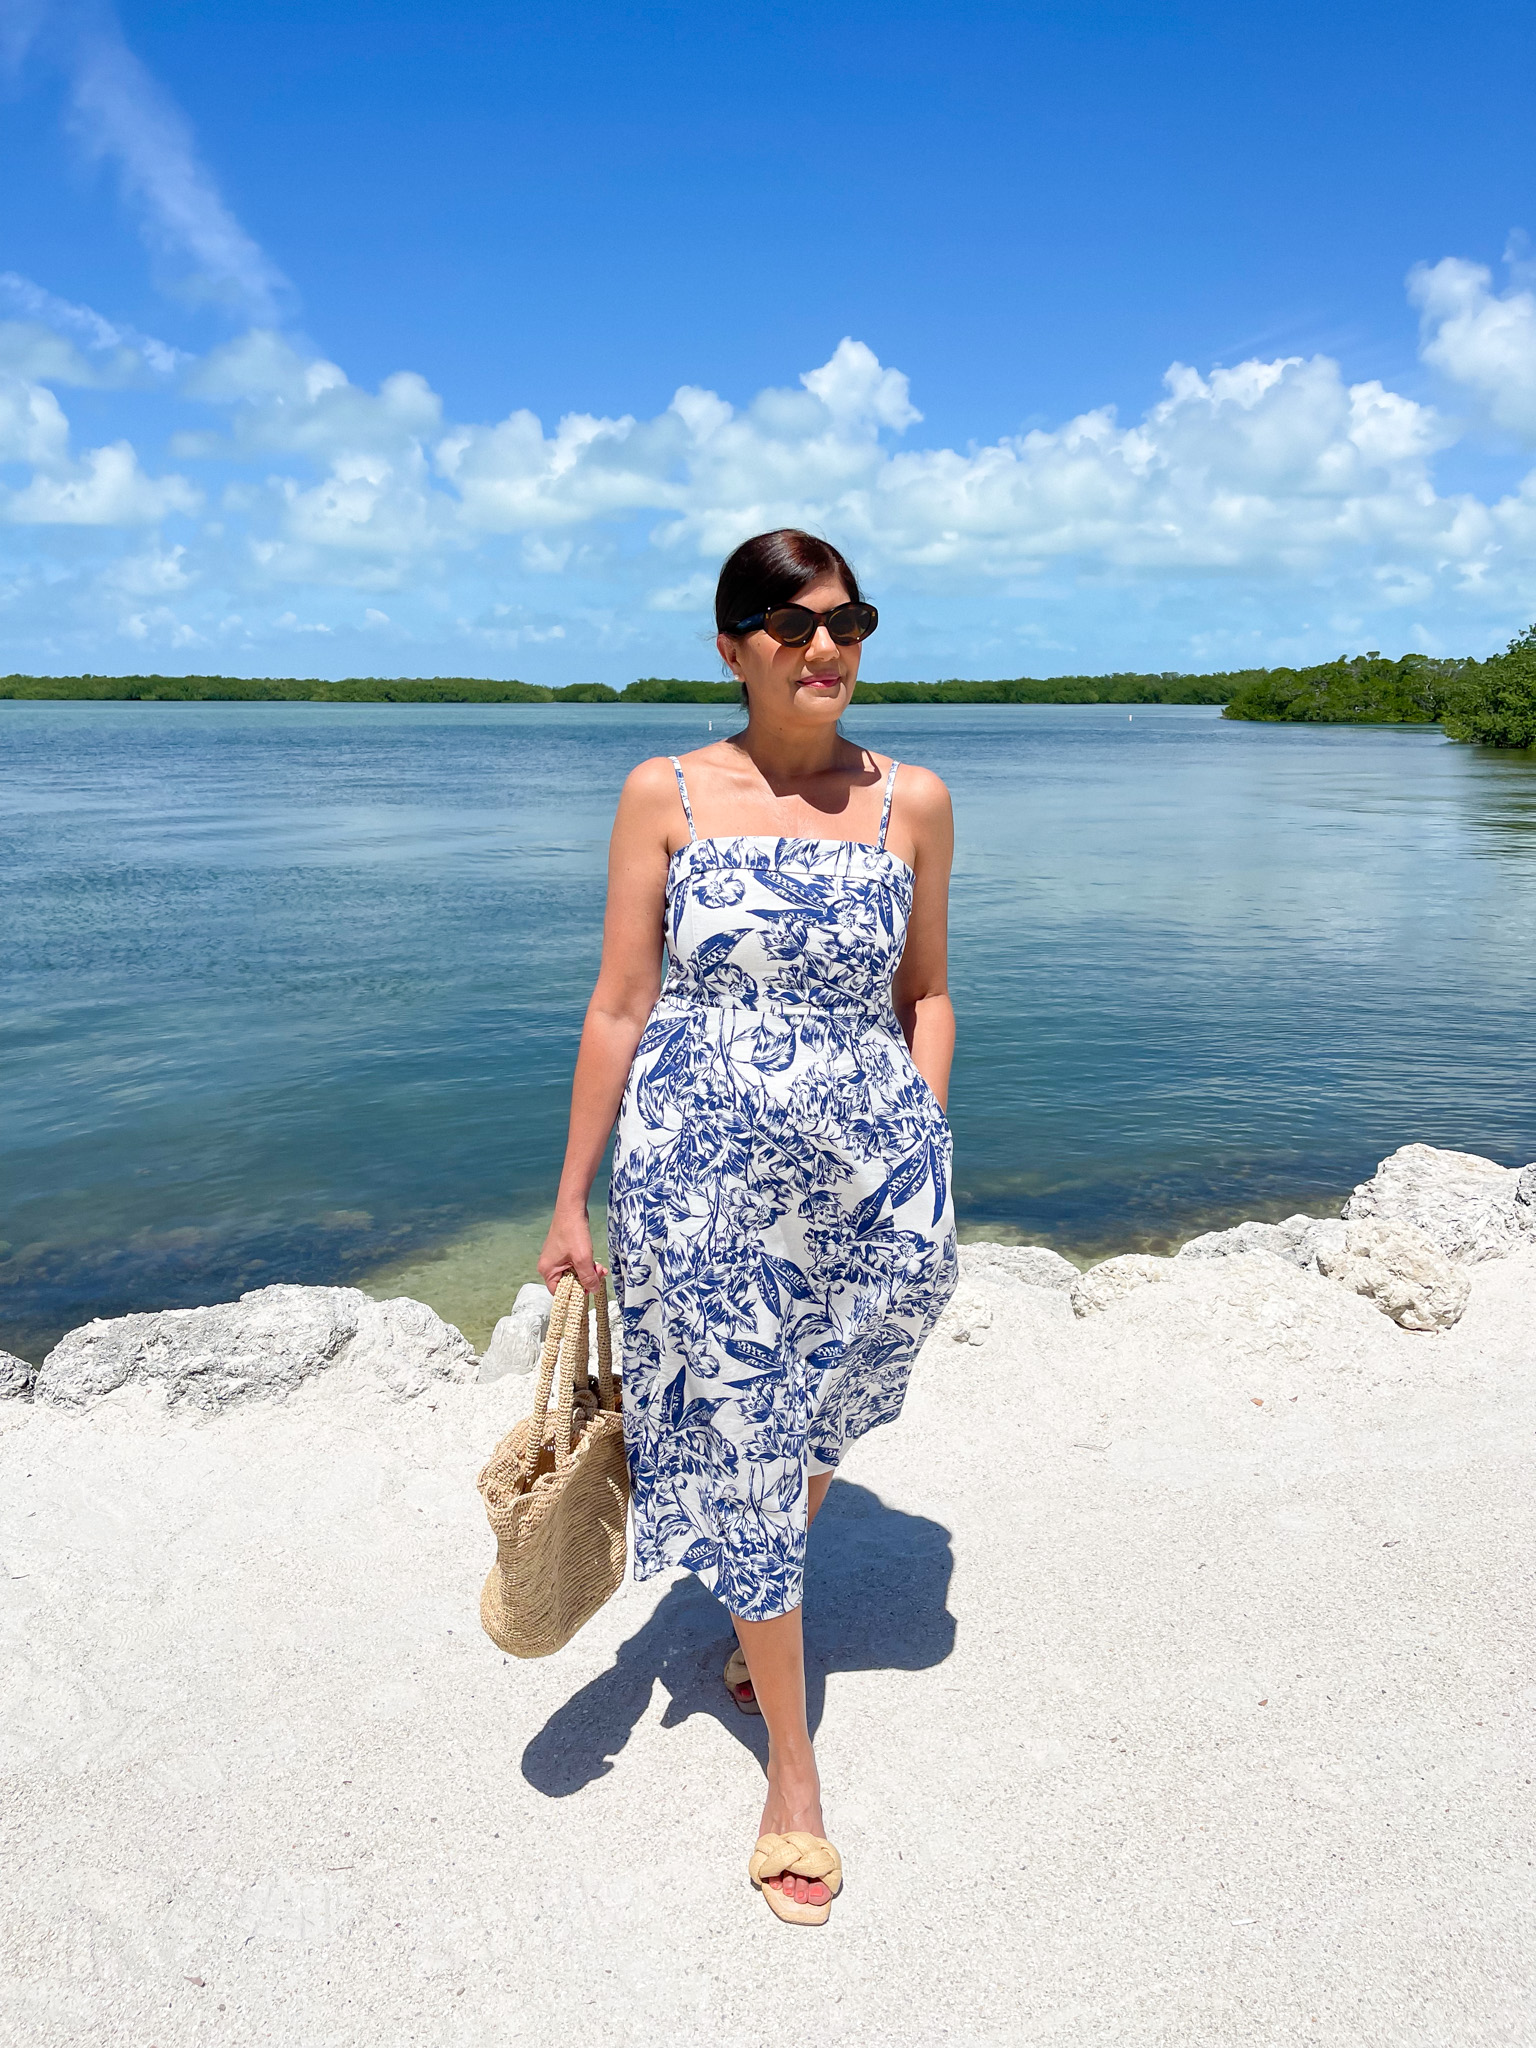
[889,765,956,1111]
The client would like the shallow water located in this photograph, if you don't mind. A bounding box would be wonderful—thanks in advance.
[4,701,1534,1356]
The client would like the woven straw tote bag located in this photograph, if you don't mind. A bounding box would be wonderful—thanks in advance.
[476,1271,629,1658]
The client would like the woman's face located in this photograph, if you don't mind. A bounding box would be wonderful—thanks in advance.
[716,572,863,724]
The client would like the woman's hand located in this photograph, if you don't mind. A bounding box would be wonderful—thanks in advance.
[537,1202,608,1294]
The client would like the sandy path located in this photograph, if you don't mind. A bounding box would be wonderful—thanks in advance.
[3,1251,1533,2046]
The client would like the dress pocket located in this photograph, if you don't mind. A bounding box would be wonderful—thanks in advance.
[910,1066,952,1135]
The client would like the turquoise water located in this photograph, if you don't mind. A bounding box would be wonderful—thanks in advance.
[3,701,1534,1359]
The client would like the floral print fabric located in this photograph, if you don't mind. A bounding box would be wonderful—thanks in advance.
[607,756,958,1620]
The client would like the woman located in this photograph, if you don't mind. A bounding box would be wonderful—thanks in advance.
[538,528,958,1925]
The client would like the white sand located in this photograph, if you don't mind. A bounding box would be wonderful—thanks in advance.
[3,1247,1533,2046]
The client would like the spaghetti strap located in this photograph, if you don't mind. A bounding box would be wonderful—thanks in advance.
[877,760,900,851]
[669,755,697,841]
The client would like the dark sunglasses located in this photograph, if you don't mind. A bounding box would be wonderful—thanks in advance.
[726,600,879,648]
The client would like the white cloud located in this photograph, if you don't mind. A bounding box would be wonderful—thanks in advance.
[1,352,201,528]
[108,542,192,594]
[278,445,441,559]
[0,371,72,465]
[0,270,185,375]
[436,405,666,531]
[183,333,439,454]
[67,8,287,318]
[648,571,715,612]
[119,604,200,646]
[173,335,449,574]
[452,606,569,650]
[0,317,96,385]
[801,337,922,431]
[1411,254,1536,439]
[430,349,921,544]
[4,2,286,320]
[5,439,200,524]
[520,536,573,573]
[436,344,1460,586]
[5,247,1536,670]
[407,340,1468,598]
[169,325,1485,598]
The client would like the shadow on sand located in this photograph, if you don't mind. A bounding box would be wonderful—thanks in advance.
[522,1479,956,1797]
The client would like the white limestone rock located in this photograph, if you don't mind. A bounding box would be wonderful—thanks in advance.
[1,1349,37,1399]
[35,1285,475,1411]
[1175,1201,1463,1329]
[479,1283,623,1381]
[1312,1217,1471,1332]
[959,1242,1080,1291]
[934,1279,994,1347]
[1070,1253,1178,1318]
[1177,1215,1318,1262]
[1088,1248,1403,1404]
[1344,1143,1536,1263]
[480,1283,557,1380]
[348,1294,479,1398]
[1292,1218,1349,1272]
[1175,1213,1353,1273]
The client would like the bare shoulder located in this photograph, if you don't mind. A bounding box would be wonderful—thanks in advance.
[892,761,953,826]
[621,753,684,805]
[612,753,688,850]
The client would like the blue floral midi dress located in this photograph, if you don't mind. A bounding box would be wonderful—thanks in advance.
[607,755,958,1621]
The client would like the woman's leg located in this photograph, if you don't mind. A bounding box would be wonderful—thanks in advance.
[731,1470,837,1905]
[732,1603,831,1907]
[727,1474,834,1710]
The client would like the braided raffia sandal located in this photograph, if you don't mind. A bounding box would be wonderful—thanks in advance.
[749,1832,843,1926]
[724,1646,760,1715]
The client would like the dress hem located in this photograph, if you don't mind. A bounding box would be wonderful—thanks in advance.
[625,1396,927,1620]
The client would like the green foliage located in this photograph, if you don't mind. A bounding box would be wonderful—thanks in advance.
[1220,653,1469,726]
[1440,625,1536,749]
[1222,634,1536,748]
[0,669,1231,707]
[5,641,1531,745]
[621,678,742,703]
[618,673,1232,705]
[0,674,552,703]
[853,673,1231,705]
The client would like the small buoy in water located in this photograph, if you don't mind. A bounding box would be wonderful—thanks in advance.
[708,721,712,732]
[1128,714,1133,721]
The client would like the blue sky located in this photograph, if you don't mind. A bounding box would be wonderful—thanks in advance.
[1,0,1534,682]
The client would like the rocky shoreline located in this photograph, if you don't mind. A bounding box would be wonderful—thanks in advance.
[4,1142,1530,1410]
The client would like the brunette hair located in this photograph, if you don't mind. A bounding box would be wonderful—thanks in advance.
[715,529,863,637]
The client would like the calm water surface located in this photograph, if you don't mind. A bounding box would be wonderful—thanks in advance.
[4,702,1534,1357]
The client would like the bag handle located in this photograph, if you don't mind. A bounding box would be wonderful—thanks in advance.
[520,1271,616,1482]
[590,1271,617,1414]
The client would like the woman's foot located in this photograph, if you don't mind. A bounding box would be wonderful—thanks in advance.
[758,1758,830,1908]
[724,1645,759,1713]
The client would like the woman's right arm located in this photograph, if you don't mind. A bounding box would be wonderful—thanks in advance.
[537,757,679,1292]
